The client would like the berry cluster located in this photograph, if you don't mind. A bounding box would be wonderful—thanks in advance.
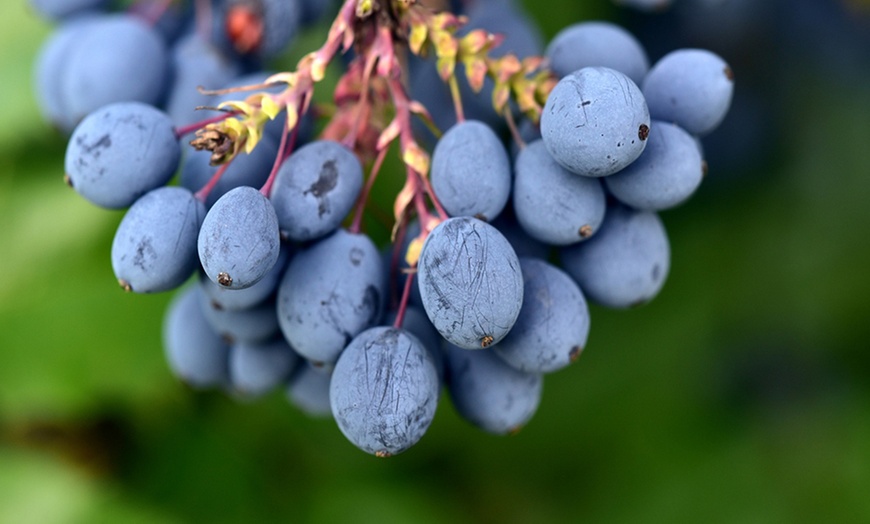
[35,0,732,456]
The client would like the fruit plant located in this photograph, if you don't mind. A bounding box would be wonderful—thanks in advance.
[33,0,733,456]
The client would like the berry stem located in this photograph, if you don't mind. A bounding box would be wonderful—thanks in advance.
[416,169,449,220]
[389,217,409,309]
[260,101,304,199]
[174,111,240,139]
[411,172,443,230]
[343,52,379,150]
[392,268,416,330]
[194,161,231,203]
[350,145,389,234]
[448,75,465,123]
[503,107,525,150]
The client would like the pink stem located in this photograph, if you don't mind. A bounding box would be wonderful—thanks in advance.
[448,76,465,123]
[174,111,240,138]
[392,269,416,330]
[503,107,525,150]
[412,175,439,230]
[350,145,389,234]
[344,53,379,149]
[194,162,231,203]
[260,101,304,199]
[418,170,449,220]
[390,219,409,310]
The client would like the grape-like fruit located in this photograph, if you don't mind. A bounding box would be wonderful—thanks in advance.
[198,186,281,290]
[201,295,280,345]
[61,14,169,125]
[430,120,511,221]
[560,204,670,309]
[199,246,290,312]
[540,66,650,177]
[29,0,106,21]
[384,306,444,382]
[490,206,551,260]
[65,102,180,209]
[642,49,734,136]
[545,21,649,85]
[286,363,332,417]
[111,186,205,293]
[270,140,363,242]
[163,286,230,388]
[229,337,299,397]
[214,0,302,59]
[513,139,607,245]
[33,13,101,132]
[444,343,542,435]
[276,229,384,365]
[604,121,705,211]
[494,258,590,373]
[330,327,440,457]
[298,0,337,24]
[417,217,524,350]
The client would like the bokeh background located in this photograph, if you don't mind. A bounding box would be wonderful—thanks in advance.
[2,0,870,522]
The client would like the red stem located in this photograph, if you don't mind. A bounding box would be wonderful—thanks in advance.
[392,269,416,330]
[386,77,450,220]
[350,145,389,234]
[260,100,305,199]
[503,107,525,150]
[194,162,231,203]
[412,174,440,229]
[448,76,465,124]
[417,170,449,221]
[174,111,240,138]
[344,53,379,150]
[390,218,409,310]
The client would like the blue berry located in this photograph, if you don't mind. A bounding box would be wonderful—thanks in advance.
[417,217,524,350]
[163,286,230,388]
[642,49,734,136]
[65,102,180,209]
[229,337,299,397]
[494,258,590,373]
[560,204,670,309]
[276,229,385,365]
[111,186,205,293]
[430,120,511,221]
[541,67,650,177]
[545,21,649,85]
[61,15,169,125]
[166,33,242,128]
[605,121,705,210]
[513,139,607,245]
[444,343,542,435]
[286,363,333,417]
[330,327,440,457]
[270,140,363,242]
[198,186,281,290]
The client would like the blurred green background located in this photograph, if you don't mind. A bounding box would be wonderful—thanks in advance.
[2,0,870,522]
